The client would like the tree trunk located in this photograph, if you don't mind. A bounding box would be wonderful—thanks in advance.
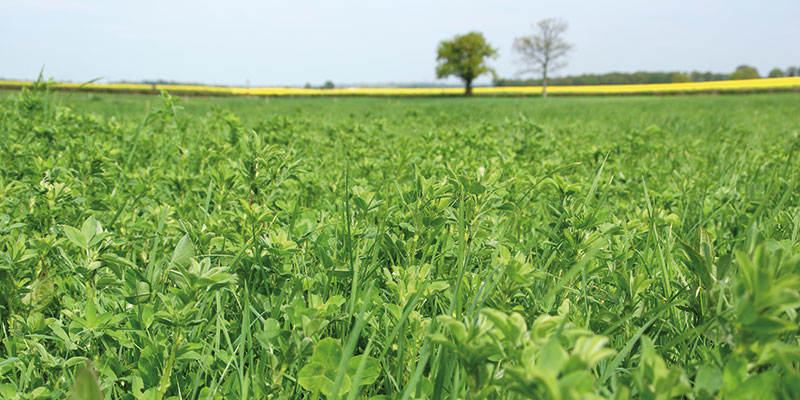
[542,70,548,98]
[465,80,473,96]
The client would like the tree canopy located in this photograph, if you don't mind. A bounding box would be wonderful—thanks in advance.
[730,65,760,80]
[768,68,785,78]
[436,32,497,96]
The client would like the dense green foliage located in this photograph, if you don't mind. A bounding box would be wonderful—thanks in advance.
[730,65,760,81]
[769,69,786,78]
[436,32,498,95]
[1,86,800,399]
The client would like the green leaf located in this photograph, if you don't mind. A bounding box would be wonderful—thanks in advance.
[69,362,103,400]
[559,370,594,395]
[81,216,98,244]
[264,318,280,339]
[467,181,485,195]
[63,225,88,249]
[296,338,378,396]
[0,358,21,369]
[680,240,714,288]
[297,338,354,396]
[539,339,567,373]
[695,365,723,395]
[0,384,17,399]
[311,337,343,368]
[437,316,467,342]
[298,362,351,397]
[64,357,89,367]
[728,371,778,400]
[741,316,797,335]
[723,355,747,392]
[170,234,195,267]
[347,355,380,385]
[298,362,329,393]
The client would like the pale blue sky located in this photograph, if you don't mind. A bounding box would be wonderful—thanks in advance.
[1,0,798,86]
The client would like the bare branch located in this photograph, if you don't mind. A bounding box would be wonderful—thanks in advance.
[512,18,573,96]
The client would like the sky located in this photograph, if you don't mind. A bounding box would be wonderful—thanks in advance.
[1,0,798,87]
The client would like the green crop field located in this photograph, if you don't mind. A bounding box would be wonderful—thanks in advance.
[1,86,800,399]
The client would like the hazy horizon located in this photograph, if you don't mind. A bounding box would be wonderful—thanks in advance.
[2,0,798,87]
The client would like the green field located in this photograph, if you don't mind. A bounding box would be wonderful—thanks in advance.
[2,87,800,399]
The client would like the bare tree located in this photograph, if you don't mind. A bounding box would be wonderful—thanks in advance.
[513,18,573,97]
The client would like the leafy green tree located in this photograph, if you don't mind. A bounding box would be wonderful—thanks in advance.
[323,80,335,89]
[786,66,798,77]
[513,18,573,97]
[436,31,498,96]
[730,65,760,80]
[768,68,785,78]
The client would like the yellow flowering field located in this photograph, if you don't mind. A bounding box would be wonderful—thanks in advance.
[2,77,799,96]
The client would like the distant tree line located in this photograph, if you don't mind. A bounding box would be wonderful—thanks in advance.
[768,66,800,78]
[494,65,800,87]
[304,81,335,89]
